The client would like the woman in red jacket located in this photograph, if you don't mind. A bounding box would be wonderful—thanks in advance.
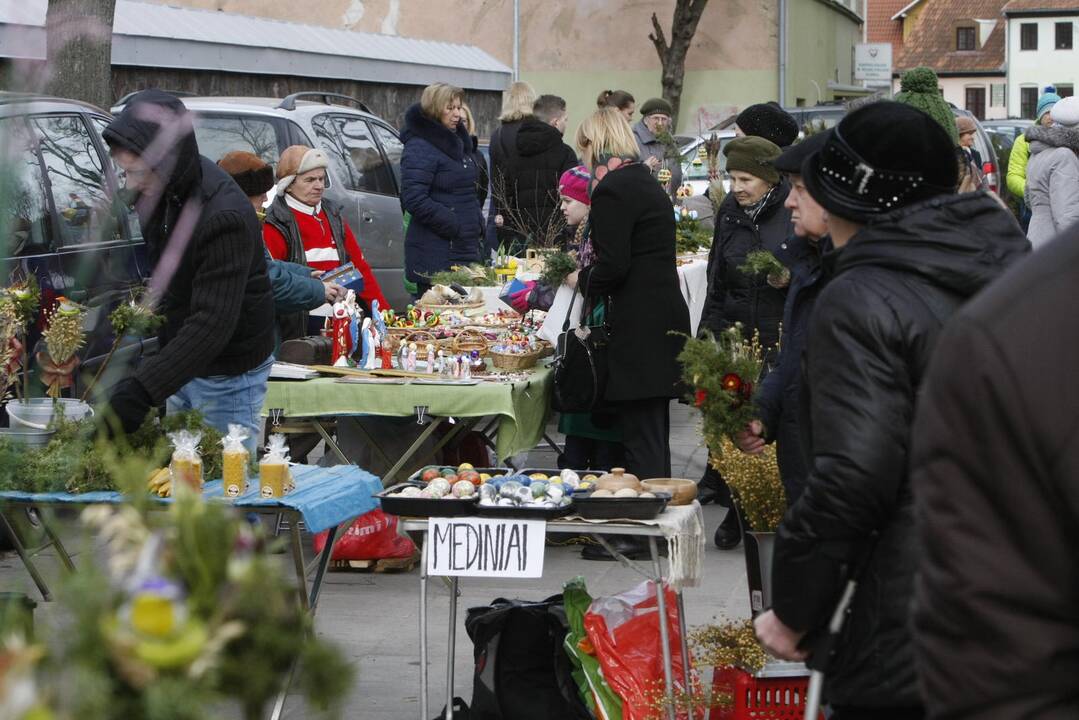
[263,144,388,341]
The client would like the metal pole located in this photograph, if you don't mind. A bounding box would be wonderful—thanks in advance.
[419,537,429,720]
[778,0,788,105]
[446,577,460,720]
[650,537,677,720]
[513,0,520,81]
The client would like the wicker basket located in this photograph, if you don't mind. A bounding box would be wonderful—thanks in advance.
[452,329,490,357]
[387,328,438,352]
[416,299,484,314]
[489,347,544,370]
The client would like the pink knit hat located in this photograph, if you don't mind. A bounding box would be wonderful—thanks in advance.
[558,165,591,205]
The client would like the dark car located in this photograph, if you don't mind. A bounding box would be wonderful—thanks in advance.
[0,92,152,390]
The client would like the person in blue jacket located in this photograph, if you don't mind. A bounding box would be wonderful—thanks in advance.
[733,132,831,508]
[218,152,344,318]
[400,83,484,296]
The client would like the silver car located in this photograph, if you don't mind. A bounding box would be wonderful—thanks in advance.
[113,92,409,308]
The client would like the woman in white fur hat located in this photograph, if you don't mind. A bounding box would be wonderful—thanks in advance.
[263,144,387,342]
[1025,96,1079,249]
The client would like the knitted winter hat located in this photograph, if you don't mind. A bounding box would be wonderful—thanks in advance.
[723,136,782,185]
[558,165,591,205]
[640,97,673,117]
[955,115,977,137]
[1050,96,1079,128]
[803,101,958,223]
[218,151,274,197]
[1037,90,1063,122]
[275,144,329,194]
[893,67,959,144]
[735,102,800,148]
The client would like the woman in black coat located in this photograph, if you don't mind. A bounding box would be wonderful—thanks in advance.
[488,81,537,255]
[575,107,691,481]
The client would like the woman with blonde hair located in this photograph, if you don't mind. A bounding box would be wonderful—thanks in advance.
[573,108,690,559]
[400,82,483,295]
[489,81,538,253]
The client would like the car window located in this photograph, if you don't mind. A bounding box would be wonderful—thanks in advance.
[192,114,282,166]
[311,114,396,196]
[29,114,121,248]
[0,117,53,256]
[88,115,143,244]
[371,123,403,192]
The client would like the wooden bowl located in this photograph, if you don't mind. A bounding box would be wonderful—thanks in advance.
[596,467,641,492]
[640,478,697,506]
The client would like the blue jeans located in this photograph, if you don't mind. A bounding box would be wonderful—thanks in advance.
[166,355,273,457]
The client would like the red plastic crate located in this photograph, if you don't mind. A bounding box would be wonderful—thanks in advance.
[708,667,824,720]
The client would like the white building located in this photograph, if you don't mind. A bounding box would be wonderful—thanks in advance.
[1004,0,1079,118]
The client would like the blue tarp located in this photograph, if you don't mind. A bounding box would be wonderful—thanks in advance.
[0,464,382,534]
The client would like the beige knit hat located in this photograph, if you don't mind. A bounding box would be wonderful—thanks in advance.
[276,144,329,193]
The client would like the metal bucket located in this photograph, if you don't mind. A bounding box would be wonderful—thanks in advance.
[7,398,94,430]
[0,426,56,447]
[744,531,776,617]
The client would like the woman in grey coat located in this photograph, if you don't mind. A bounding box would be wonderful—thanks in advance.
[1025,96,1079,249]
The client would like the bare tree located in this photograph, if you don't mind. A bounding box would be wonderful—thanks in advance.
[648,0,710,127]
[46,0,117,109]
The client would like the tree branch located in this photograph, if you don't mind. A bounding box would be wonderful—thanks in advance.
[648,12,669,62]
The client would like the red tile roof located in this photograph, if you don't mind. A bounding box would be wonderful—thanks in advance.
[895,0,1008,75]
[1004,0,1079,12]
[867,0,910,52]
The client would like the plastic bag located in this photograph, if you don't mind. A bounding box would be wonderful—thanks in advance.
[563,577,623,720]
[259,434,291,499]
[583,580,690,720]
[311,508,415,561]
[220,424,250,499]
[168,430,203,491]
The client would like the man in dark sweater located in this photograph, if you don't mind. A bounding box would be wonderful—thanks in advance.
[102,90,275,453]
[503,94,579,250]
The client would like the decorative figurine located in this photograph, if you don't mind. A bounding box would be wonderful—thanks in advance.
[425,344,436,373]
[407,342,418,372]
[380,339,394,369]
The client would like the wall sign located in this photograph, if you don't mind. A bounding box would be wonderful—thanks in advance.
[427,517,545,578]
[854,43,893,83]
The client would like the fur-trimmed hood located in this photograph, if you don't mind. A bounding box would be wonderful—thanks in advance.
[1026,124,1079,155]
[400,103,472,161]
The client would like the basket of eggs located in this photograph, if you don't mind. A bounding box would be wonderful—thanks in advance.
[570,468,671,520]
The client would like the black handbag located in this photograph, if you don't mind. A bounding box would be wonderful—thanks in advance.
[551,279,610,413]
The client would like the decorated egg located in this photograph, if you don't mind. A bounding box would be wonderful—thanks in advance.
[420,487,439,499]
[399,486,423,498]
[479,484,498,501]
[452,480,476,498]
[497,497,515,506]
[560,469,580,485]
[547,485,565,502]
[592,489,614,498]
[500,480,523,498]
[614,488,638,498]
[514,486,533,504]
[428,478,451,497]
[531,481,549,498]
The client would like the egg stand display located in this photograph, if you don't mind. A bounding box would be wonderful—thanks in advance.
[401,516,692,720]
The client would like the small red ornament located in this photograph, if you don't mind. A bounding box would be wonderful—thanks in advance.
[694,388,707,407]
[721,373,743,393]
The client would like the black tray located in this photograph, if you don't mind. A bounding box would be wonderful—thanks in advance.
[407,466,510,483]
[474,501,575,520]
[378,482,479,518]
[570,490,670,520]
[520,468,605,478]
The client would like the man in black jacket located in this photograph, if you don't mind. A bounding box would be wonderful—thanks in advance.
[501,94,578,251]
[753,102,1029,718]
[102,90,275,454]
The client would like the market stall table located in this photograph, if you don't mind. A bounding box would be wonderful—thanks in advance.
[262,367,554,486]
[538,256,708,345]
[400,503,706,720]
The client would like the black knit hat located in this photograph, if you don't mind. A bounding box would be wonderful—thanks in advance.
[773,130,832,175]
[640,97,673,117]
[803,102,958,223]
[736,102,799,148]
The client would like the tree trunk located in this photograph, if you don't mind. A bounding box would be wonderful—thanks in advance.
[46,0,117,110]
[648,0,710,128]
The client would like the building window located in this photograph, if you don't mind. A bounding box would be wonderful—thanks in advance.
[991,83,1006,107]
[965,87,987,120]
[957,26,976,51]
[1058,84,1074,98]
[1021,86,1039,118]
[1057,22,1073,49]
[1021,23,1038,50]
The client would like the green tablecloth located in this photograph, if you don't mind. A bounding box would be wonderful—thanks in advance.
[262,368,553,460]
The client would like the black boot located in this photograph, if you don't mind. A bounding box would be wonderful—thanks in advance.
[714,507,742,550]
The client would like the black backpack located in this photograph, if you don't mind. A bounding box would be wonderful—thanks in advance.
[464,595,592,720]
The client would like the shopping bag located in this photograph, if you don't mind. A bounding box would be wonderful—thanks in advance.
[563,577,623,720]
[311,508,415,561]
[584,581,690,720]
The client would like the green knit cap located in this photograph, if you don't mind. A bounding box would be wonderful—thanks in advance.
[893,67,960,145]
[723,136,782,185]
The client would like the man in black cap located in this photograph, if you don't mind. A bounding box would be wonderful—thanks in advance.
[633,97,682,190]
[735,102,800,148]
[753,102,1029,718]
[734,131,832,508]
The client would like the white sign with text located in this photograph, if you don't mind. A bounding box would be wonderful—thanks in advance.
[427,517,546,578]
[854,43,893,83]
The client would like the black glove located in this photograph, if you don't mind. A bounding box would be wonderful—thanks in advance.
[104,376,155,436]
